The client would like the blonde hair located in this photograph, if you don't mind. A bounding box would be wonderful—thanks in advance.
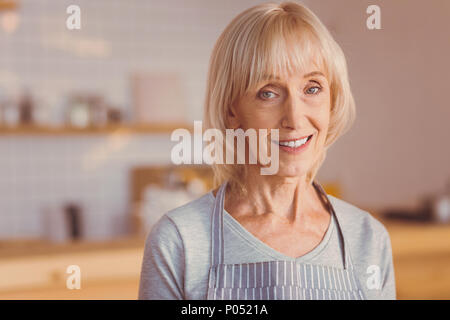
[203,1,355,194]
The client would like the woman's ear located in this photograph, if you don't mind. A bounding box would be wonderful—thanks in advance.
[226,103,240,129]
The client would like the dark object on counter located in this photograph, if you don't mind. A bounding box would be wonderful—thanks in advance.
[383,208,432,222]
[64,203,83,239]
[107,107,122,124]
[383,197,440,223]
[18,90,34,125]
[383,181,450,224]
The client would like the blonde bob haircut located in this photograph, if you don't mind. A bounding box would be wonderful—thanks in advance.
[203,1,355,195]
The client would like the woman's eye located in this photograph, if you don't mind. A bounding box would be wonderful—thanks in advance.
[259,91,277,99]
[305,86,322,95]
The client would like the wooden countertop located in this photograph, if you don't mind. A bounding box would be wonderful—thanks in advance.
[0,235,146,260]
[383,220,450,256]
[1,219,449,262]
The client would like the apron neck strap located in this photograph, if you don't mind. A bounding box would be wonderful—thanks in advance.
[312,181,354,270]
[211,181,227,266]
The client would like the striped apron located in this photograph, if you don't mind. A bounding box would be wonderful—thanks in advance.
[206,181,366,300]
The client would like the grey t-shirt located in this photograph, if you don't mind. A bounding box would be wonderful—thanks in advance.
[138,191,396,300]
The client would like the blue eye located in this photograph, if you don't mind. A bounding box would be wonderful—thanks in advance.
[259,91,276,99]
[306,86,322,95]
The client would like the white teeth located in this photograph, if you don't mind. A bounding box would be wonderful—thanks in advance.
[279,136,310,148]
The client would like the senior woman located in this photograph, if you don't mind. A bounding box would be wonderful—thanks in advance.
[139,2,396,300]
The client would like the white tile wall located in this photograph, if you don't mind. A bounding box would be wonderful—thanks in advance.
[0,133,178,240]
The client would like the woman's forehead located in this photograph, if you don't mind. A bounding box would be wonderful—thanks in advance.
[251,63,328,87]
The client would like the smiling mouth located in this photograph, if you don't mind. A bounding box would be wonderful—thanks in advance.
[273,135,313,148]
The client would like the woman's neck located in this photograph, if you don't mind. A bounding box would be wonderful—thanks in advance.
[224,166,327,225]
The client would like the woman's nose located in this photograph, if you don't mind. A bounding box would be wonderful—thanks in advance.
[281,93,306,130]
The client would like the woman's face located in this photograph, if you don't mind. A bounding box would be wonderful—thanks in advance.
[228,67,331,178]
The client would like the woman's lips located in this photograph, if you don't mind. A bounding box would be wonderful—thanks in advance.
[273,134,313,154]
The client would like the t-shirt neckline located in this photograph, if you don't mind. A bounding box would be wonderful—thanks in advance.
[207,191,335,263]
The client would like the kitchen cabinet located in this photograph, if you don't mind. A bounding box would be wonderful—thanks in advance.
[383,220,450,299]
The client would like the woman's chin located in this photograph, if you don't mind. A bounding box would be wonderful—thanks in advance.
[273,166,310,178]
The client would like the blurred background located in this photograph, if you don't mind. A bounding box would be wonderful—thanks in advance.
[0,0,449,299]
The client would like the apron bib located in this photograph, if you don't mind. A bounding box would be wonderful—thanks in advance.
[206,181,366,300]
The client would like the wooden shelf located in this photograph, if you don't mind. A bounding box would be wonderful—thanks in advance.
[0,123,193,136]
